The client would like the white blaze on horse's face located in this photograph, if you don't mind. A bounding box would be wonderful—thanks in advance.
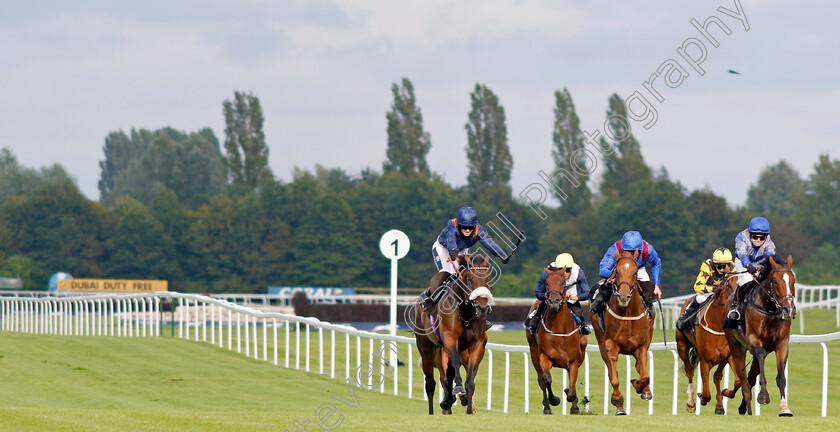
[624,263,631,270]
[782,274,792,297]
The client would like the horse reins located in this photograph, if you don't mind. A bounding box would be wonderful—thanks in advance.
[540,288,580,337]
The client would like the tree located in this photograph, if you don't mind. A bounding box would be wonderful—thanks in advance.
[2,178,115,284]
[551,88,592,214]
[98,129,152,206]
[104,127,227,208]
[105,197,179,279]
[223,91,272,188]
[384,78,431,176]
[600,94,651,199]
[1,148,76,205]
[290,191,370,286]
[465,84,513,202]
[746,160,802,217]
[792,155,840,247]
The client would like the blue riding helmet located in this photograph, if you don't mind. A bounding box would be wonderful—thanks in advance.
[456,207,478,227]
[749,216,770,234]
[621,231,643,251]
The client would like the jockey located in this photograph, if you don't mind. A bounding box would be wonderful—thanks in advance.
[727,216,776,321]
[422,206,508,312]
[589,230,663,317]
[525,253,592,335]
[676,248,735,332]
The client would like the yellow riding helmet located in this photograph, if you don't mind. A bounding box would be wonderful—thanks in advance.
[555,253,574,269]
[712,248,734,264]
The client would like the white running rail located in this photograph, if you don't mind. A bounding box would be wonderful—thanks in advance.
[1,291,837,417]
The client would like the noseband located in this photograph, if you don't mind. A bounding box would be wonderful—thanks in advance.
[765,269,796,311]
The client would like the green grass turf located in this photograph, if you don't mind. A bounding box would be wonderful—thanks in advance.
[0,309,838,431]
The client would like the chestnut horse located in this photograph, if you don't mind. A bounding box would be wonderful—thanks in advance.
[526,268,587,415]
[413,254,494,415]
[725,255,796,416]
[676,275,742,414]
[588,250,654,415]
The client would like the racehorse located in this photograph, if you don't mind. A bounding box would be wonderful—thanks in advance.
[412,254,494,415]
[725,255,796,416]
[588,250,654,415]
[676,275,742,414]
[526,268,587,415]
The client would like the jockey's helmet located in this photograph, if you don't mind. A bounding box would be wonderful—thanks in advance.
[748,216,770,234]
[555,253,574,269]
[456,207,478,228]
[712,248,734,264]
[620,231,643,251]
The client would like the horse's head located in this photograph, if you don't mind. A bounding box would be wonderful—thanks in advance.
[766,255,797,320]
[613,250,639,308]
[714,274,737,303]
[463,254,494,319]
[543,267,569,312]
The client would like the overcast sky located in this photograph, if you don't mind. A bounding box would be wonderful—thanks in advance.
[2,0,837,206]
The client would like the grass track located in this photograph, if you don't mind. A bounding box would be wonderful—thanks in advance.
[0,310,839,431]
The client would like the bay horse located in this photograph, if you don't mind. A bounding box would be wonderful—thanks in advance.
[588,250,654,415]
[725,255,796,416]
[412,254,493,415]
[526,267,587,415]
[676,275,742,414]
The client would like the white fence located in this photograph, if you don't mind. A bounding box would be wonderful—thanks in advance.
[1,291,837,417]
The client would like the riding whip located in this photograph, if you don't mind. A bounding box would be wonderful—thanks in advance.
[657,300,667,347]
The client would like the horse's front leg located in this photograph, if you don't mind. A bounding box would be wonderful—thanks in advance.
[602,341,625,414]
[713,363,726,414]
[442,336,466,397]
[632,346,652,400]
[567,359,581,414]
[463,345,486,414]
[698,360,712,406]
[776,340,793,416]
[753,346,770,405]
[728,338,751,415]
[437,349,455,414]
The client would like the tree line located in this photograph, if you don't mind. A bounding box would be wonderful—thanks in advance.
[1,83,838,296]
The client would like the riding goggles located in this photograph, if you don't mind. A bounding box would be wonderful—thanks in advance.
[750,233,767,240]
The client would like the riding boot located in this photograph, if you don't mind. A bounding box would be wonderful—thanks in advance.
[568,301,590,335]
[423,272,454,311]
[589,284,611,315]
[727,282,753,321]
[526,301,546,334]
[676,299,700,332]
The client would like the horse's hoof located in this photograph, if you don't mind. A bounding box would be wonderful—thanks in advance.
[758,392,770,405]
[641,390,652,401]
[779,409,793,417]
[543,408,553,415]
[686,404,696,413]
[453,386,466,396]
[699,394,710,406]
[715,407,725,415]
[459,394,468,406]
[738,403,747,415]
[570,405,580,415]
[442,409,452,415]
[615,409,627,416]
[549,396,561,406]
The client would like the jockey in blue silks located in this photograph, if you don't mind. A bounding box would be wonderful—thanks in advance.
[525,253,592,335]
[727,216,777,321]
[589,230,663,318]
[422,207,508,313]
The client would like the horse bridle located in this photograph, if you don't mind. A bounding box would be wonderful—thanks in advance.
[764,268,796,311]
[460,263,492,325]
[611,256,639,297]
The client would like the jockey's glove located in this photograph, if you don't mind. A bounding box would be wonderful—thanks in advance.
[449,248,459,261]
